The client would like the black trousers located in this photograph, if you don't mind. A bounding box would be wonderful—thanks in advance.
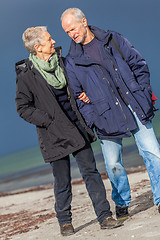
[50,121,112,224]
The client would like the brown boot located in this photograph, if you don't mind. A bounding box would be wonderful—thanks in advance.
[100,217,123,229]
[59,223,74,236]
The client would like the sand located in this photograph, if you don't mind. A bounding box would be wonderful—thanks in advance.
[0,168,160,240]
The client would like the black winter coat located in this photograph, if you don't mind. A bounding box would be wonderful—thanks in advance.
[15,47,96,162]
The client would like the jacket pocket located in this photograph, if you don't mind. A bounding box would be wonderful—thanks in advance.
[47,121,66,144]
[129,83,153,115]
[37,127,50,159]
[93,98,110,115]
[92,99,119,134]
[92,98,130,136]
[129,82,142,92]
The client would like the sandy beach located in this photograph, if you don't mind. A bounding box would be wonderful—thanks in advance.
[0,167,160,240]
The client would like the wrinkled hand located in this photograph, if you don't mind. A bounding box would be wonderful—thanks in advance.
[78,92,90,103]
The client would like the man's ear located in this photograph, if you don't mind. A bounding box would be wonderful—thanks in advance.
[34,44,41,53]
[82,17,88,27]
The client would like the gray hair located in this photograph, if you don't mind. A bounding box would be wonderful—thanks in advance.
[61,8,86,23]
[22,26,47,54]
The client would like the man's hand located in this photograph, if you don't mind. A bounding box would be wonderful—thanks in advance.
[78,92,90,103]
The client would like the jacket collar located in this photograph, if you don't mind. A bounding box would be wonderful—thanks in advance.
[15,46,62,75]
[68,26,112,65]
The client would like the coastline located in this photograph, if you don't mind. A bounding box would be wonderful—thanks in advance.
[0,148,145,194]
[0,165,146,197]
[1,167,160,240]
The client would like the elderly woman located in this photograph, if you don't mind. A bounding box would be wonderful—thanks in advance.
[15,26,122,236]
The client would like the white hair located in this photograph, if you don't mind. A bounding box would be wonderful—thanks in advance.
[22,26,47,54]
[61,8,86,23]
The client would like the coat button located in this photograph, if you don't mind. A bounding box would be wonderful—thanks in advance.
[115,68,118,71]
[115,102,118,105]
[141,115,144,117]
[126,91,129,94]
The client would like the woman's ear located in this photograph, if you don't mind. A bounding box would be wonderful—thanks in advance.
[34,44,41,53]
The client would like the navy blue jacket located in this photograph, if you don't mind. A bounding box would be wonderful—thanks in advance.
[65,26,154,139]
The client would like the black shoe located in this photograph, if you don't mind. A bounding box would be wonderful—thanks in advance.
[59,223,74,236]
[100,217,123,229]
[116,206,129,221]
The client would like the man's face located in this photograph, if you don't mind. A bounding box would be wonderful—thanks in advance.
[39,31,56,56]
[62,14,87,44]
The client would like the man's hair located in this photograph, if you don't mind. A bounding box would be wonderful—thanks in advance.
[22,26,47,55]
[61,8,86,23]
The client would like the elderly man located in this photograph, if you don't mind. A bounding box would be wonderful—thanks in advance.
[61,8,160,220]
[15,26,122,236]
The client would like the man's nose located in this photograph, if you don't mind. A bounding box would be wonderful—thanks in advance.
[69,32,75,39]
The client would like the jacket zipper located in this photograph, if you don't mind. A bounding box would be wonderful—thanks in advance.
[96,64,127,120]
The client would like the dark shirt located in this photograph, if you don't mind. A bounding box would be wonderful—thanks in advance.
[49,85,77,122]
[83,37,103,64]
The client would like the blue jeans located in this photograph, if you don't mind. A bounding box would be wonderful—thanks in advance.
[101,111,160,206]
[50,121,112,224]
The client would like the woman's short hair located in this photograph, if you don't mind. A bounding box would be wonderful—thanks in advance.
[22,26,47,54]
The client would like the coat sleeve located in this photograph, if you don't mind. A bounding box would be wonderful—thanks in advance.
[113,32,152,93]
[65,58,94,128]
[15,75,52,128]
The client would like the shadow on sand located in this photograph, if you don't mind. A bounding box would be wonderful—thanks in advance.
[74,190,154,233]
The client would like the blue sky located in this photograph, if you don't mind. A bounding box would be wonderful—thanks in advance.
[1,0,160,156]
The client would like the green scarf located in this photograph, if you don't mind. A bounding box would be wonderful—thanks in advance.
[29,52,66,89]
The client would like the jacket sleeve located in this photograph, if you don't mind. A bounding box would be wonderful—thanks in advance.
[15,75,52,128]
[113,32,152,93]
[65,58,94,128]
